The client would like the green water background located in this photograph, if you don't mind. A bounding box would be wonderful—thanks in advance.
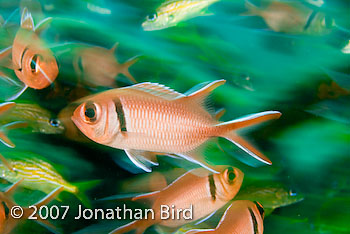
[0,0,349,233]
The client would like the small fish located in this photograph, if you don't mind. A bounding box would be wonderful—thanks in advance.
[235,184,304,215]
[73,43,138,87]
[0,179,63,234]
[244,1,333,34]
[0,102,65,134]
[184,200,264,234]
[142,0,219,31]
[110,166,244,234]
[71,80,281,172]
[0,153,98,207]
[0,8,58,100]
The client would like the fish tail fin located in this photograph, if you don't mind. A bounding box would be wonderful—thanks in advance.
[110,220,148,234]
[0,121,27,148]
[121,56,139,83]
[73,179,101,208]
[241,1,260,16]
[215,111,281,165]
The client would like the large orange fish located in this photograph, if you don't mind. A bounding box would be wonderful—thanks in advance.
[110,166,244,234]
[184,200,264,234]
[73,43,138,87]
[71,80,281,172]
[0,8,58,100]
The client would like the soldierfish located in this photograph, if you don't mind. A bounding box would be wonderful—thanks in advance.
[110,166,244,234]
[71,80,281,172]
[0,179,63,234]
[0,8,58,100]
[73,43,138,87]
[244,1,333,34]
[0,102,64,134]
[184,200,264,234]
[0,153,98,207]
[142,0,219,31]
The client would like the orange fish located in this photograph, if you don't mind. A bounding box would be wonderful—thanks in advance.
[0,179,63,234]
[184,200,264,234]
[244,1,331,34]
[0,8,58,100]
[318,81,350,99]
[110,166,244,234]
[71,80,281,172]
[73,43,138,87]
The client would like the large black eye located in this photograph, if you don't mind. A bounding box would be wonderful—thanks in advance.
[84,102,97,122]
[146,13,157,21]
[49,118,60,127]
[30,54,40,73]
[227,167,236,183]
[254,201,265,218]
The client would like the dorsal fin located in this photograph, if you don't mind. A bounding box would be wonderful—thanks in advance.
[110,42,119,53]
[21,7,34,30]
[127,82,185,100]
[34,17,52,34]
[184,79,226,102]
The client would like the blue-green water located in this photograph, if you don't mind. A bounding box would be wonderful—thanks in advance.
[0,0,349,233]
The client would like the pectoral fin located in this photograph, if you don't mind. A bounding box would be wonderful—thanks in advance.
[124,149,159,173]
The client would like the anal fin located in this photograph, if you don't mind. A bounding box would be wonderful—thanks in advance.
[124,149,159,173]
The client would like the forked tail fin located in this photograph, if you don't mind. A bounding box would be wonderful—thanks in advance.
[216,111,281,165]
[121,56,139,84]
[109,220,147,234]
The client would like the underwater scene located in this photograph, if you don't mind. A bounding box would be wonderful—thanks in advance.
[0,0,349,233]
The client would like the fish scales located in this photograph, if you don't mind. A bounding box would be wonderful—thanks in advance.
[121,94,215,152]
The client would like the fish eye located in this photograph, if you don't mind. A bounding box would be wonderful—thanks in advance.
[146,13,157,21]
[254,201,265,218]
[226,167,236,183]
[83,102,99,123]
[30,54,40,73]
[49,118,60,127]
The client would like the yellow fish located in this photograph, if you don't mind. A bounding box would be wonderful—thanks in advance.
[0,153,98,207]
[110,166,244,234]
[184,200,264,234]
[142,0,220,31]
[71,80,281,172]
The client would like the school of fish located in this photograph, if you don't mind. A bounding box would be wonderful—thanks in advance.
[0,0,343,233]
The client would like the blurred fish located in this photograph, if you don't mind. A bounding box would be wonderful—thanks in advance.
[318,81,349,100]
[0,102,28,148]
[0,179,63,234]
[184,200,264,234]
[235,184,304,215]
[71,80,281,172]
[73,43,138,87]
[110,166,244,234]
[244,1,333,34]
[0,153,98,207]
[142,0,219,31]
[0,102,65,134]
[0,8,58,100]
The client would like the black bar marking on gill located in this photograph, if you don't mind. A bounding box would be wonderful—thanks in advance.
[304,11,317,30]
[254,201,265,218]
[208,174,216,201]
[114,98,127,132]
[248,207,259,234]
[19,47,29,71]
